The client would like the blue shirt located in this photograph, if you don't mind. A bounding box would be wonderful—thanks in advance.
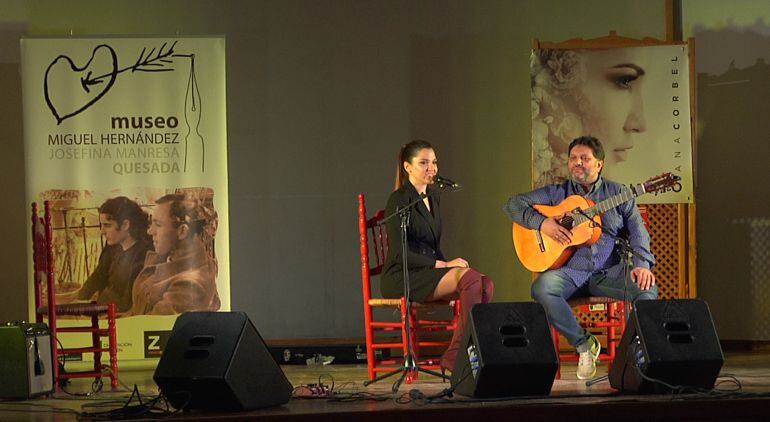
[503,177,654,286]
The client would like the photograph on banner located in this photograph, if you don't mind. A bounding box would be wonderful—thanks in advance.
[22,37,229,360]
[530,44,693,203]
[38,187,221,317]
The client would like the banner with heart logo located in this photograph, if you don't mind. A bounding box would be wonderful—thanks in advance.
[21,37,230,362]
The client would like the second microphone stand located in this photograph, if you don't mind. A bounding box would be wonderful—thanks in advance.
[576,209,650,388]
[363,186,452,392]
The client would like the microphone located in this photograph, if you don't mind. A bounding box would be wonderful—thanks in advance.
[434,175,461,188]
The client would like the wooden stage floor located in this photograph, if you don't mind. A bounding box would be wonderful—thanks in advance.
[2,351,770,421]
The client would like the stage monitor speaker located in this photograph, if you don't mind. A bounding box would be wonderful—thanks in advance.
[609,299,724,394]
[153,312,292,411]
[0,322,54,399]
[450,302,558,398]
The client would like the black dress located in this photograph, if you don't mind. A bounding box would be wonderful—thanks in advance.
[380,181,452,302]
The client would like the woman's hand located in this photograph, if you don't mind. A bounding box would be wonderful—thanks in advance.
[540,215,572,246]
[436,258,469,268]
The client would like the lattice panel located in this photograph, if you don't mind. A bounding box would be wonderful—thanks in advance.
[576,204,685,325]
[575,303,613,326]
[742,218,770,339]
[646,204,683,299]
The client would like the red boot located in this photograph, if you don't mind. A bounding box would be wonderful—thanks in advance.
[440,269,492,372]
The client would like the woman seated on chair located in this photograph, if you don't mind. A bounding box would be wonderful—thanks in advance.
[380,140,494,373]
[57,196,152,313]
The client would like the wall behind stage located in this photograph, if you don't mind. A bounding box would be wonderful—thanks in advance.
[683,0,770,341]
[0,0,665,340]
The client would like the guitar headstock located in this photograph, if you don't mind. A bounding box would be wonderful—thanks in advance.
[642,172,681,194]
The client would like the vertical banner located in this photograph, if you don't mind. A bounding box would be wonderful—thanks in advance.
[21,37,229,361]
[530,44,693,203]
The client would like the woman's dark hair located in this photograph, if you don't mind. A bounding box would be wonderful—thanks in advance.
[98,196,150,241]
[395,140,434,189]
[568,136,605,161]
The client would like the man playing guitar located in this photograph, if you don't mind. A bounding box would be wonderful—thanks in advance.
[504,136,657,380]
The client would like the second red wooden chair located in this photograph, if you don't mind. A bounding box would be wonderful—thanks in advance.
[358,193,460,383]
[32,201,119,389]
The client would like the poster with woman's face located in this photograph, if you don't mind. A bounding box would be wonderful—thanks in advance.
[531,44,693,204]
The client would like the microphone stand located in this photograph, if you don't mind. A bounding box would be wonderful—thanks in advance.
[363,184,458,392]
[572,209,649,388]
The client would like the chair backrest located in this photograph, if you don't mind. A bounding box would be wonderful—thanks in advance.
[638,204,651,230]
[31,201,57,327]
[358,194,389,303]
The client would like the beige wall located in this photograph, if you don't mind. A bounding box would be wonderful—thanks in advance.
[0,0,666,338]
[684,0,770,341]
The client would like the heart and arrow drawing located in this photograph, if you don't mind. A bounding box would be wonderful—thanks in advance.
[43,41,206,172]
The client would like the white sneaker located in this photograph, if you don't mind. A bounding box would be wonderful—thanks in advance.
[576,336,600,380]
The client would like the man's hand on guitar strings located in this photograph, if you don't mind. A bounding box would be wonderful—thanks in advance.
[540,215,572,246]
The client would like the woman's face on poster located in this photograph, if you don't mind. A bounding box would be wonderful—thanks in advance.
[533,45,692,200]
[99,213,130,246]
[575,49,648,167]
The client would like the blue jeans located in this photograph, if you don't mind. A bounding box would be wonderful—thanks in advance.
[531,263,658,352]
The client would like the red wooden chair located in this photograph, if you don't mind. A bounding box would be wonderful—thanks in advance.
[358,193,460,383]
[32,201,119,389]
[552,296,626,379]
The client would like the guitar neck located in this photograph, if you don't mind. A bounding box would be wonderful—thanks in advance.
[573,184,644,224]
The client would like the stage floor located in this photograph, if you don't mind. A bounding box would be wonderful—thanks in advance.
[2,351,770,421]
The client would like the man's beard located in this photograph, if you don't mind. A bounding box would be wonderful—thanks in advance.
[571,168,597,184]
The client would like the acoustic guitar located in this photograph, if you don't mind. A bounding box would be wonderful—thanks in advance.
[511,173,681,272]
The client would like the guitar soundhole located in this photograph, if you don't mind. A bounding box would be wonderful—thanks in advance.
[559,216,574,229]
